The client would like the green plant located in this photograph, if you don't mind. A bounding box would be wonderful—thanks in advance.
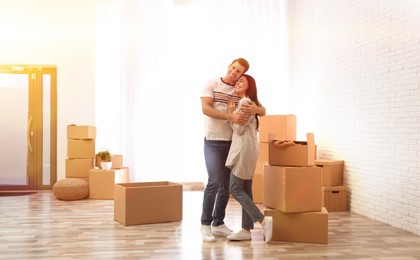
[97,149,111,162]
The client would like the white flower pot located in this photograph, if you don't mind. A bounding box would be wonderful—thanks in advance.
[100,162,112,170]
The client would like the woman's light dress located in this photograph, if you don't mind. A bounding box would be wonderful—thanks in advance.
[225,97,259,180]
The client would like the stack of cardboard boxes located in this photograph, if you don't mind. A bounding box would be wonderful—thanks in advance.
[66,125,96,183]
[315,159,348,212]
[88,161,129,200]
[252,115,296,203]
[65,125,182,225]
[89,146,128,200]
[257,115,329,244]
[66,124,129,200]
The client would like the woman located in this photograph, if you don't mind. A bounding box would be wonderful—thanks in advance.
[225,74,273,242]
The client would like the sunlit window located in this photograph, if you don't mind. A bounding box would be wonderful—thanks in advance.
[95,0,288,183]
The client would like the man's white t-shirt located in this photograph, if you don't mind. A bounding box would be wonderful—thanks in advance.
[201,78,240,141]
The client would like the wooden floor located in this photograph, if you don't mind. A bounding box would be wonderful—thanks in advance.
[1,191,420,259]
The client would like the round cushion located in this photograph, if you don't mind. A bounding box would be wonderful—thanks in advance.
[53,178,89,201]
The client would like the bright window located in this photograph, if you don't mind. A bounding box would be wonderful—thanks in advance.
[95,0,288,183]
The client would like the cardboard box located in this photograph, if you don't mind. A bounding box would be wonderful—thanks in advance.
[252,172,263,203]
[263,164,322,213]
[264,207,328,244]
[89,168,129,199]
[111,155,123,169]
[315,159,344,187]
[259,115,296,143]
[322,186,349,212]
[67,124,96,139]
[257,143,269,162]
[66,158,94,178]
[95,154,124,169]
[67,139,95,159]
[114,182,183,225]
[269,133,316,167]
[254,160,266,175]
[68,177,89,183]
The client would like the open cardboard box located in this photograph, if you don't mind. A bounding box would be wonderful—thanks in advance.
[114,181,183,226]
[269,133,316,167]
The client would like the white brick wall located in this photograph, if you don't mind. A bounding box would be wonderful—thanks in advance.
[291,0,420,235]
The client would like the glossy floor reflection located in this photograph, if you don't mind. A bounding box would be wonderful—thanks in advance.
[0,190,420,259]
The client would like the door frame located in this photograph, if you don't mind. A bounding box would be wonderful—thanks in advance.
[0,65,57,191]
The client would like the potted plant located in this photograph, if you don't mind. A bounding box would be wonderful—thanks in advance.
[96,149,112,170]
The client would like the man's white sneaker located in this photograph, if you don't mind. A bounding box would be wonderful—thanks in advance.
[201,225,216,242]
[227,229,252,241]
[261,216,273,242]
[211,224,233,237]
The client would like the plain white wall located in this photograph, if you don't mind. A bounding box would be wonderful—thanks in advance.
[0,0,96,180]
[290,0,420,235]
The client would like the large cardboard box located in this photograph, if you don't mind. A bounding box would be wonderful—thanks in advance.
[67,124,96,139]
[263,164,322,213]
[254,160,266,175]
[114,182,183,225]
[259,115,296,143]
[252,172,263,204]
[66,158,94,178]
[269,133,316,167]
[315,159,344,187]
[89,168,129,199]
[68,177,89,183]
[67,139,95,159]
[264,207,328,244]
[258,143,269,162]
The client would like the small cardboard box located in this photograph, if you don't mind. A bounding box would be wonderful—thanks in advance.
[259,114,296,143]
[269,133,316,167]
[251,172,263,204]
[322,186,349,212]
[263,164,322,213]
[114,182,183,226]
[95,154,124,169]
[65,158,94,178]
[111,155,123,169]
[67,139,95,159]
[264,207,328,244]
[315,159,344,187]
[89,168,129,199]
[67,124,96,139]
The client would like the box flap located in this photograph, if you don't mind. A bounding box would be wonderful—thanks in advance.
[306,133,315,146]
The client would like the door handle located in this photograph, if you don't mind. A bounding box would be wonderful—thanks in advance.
[27,116,33,152]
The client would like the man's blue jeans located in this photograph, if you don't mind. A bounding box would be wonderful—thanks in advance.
[201,139,231,226]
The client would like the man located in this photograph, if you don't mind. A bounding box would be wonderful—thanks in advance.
[200,58,266,242]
